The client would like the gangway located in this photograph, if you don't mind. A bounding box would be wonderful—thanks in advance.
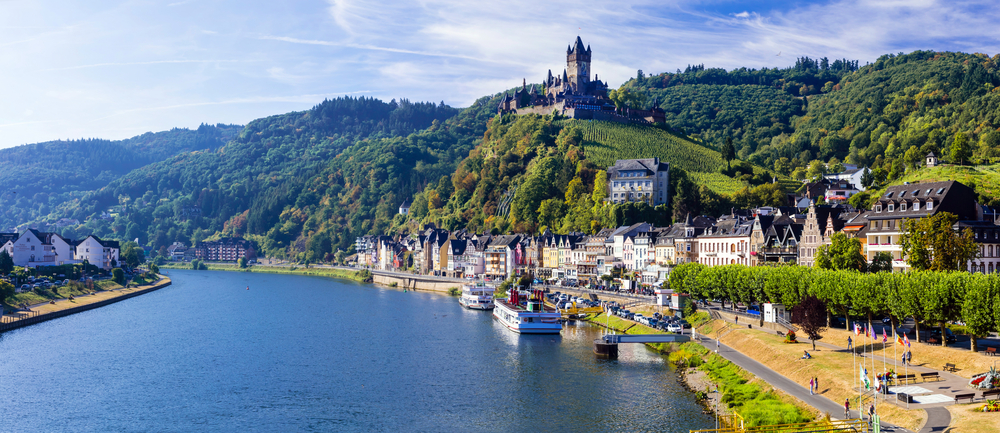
[594,333,690,359]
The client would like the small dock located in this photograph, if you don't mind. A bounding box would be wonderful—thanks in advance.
[594,333,690,359]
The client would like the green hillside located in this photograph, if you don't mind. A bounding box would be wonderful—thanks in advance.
[0,124,241,230]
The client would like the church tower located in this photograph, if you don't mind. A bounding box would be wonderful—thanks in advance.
[566,36,591,93]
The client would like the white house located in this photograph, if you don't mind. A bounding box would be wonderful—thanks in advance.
[75,235,121,270]
[5,230,78,268]
[823,167,870,191]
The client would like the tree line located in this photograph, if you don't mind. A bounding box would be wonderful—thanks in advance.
[670,262,999,352]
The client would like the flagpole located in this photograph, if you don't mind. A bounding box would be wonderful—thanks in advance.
[852,322,857,420]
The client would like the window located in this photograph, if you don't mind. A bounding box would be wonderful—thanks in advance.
[899,191,907,198]
[888,203,894,212]
[876,205,882,212]
[900,203,907,211]
[886,192,894,198]
[912,190,919,196]
[927,200,933,210]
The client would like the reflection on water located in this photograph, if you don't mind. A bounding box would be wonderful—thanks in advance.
[0,270,713,432]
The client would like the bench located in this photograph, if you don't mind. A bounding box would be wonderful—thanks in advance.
[921,372,940,382]
[897,374,916,384]
[986,347,997,356]
[954,393,976,403]
[984,390,1000,400]
[944,363,957,372]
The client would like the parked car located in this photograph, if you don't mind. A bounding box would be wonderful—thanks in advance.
[929,328,957,344]
[679,320,691,329]
[666,323,682,333]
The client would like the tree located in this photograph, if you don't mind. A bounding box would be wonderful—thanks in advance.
[721,137,736,170]
[860,169,875,189]
[591,170,609,204]
[238,257,248,268]
[868,252,893,273]
[814,233,866,271]
[0,250,12,275]
[121,241,145,269]
[792,295,827,351]
[950,132,971,165]
[962,274,997,352]
[111,268,125,285]
[149,263,160,274]
[900,212,979,271]
[806,160,826,180]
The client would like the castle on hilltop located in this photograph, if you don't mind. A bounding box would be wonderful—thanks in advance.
[498,37,665,124]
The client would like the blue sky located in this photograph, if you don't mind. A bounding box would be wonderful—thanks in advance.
[1,0,998,149]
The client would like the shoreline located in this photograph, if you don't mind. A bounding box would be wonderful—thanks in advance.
[159,263,463,294]
[0,276,172,334]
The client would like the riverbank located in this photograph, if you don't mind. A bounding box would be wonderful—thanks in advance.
[158,263,464,294]
[159,263,372,283]
[583,311,816,428]
[1,276,172,333]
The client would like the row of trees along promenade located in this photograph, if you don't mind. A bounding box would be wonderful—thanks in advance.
[670,262,999,352]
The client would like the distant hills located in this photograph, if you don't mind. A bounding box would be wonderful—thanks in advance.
[6,49,1000,262]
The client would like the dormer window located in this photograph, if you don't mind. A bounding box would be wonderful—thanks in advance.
[927,200,934,210]
[875,204,882,212]
[900,202,907,212]
[888,203,894,212]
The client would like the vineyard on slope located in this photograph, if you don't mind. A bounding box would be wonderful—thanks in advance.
[579,120,800,195]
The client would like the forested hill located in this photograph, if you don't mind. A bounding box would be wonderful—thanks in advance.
[49,96,494,259]
[622,51,1000,192]
[0,124,241,229]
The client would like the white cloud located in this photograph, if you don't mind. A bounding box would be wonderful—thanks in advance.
[1,0,1000,148]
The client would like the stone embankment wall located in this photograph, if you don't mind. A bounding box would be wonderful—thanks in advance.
[371,273,462,293]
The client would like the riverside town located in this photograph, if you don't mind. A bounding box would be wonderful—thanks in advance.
[5,7,1000,432]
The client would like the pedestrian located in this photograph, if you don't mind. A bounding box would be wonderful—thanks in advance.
[716,338,720,353]
[847,336,853,350]
[735,315,739,325]
[815,377,819,393]
[844,398,850,419]
[868,403,876,425]
[901,352,906,366]
[809,377,814,395]
[906,351,912,365]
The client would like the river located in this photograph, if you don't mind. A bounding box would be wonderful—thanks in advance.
[0,270,713,432]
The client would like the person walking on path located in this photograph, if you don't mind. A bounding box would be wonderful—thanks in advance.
[901,352,906,366]
[906,350,912,365]
[844,398,850,419]
[735,315,739,325]
[814,377,819,394]
[809,377,814,395]
[847,336,853,350]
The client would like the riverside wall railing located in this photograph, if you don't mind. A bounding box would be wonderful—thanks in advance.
[0,278,171,334]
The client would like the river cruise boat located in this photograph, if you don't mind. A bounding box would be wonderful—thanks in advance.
[492,288,562,334]
[458,282,495,310]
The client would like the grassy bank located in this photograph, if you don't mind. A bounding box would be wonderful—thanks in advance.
[698,319,925,431]
[671,342,813,427]
[158,263,372,283]
[3,276,170,319]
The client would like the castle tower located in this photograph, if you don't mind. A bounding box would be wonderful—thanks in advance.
[566,36,591,93]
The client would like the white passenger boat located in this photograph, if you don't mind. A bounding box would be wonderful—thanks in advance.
[492,288,562,334]
[458,282,495,310]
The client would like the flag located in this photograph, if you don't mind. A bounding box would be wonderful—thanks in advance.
[903,334,910,348]
[896,334,904,346]
[865,323,871,338]
[861,366,871,390]
[854,323,861,336]
[882,328,888,343]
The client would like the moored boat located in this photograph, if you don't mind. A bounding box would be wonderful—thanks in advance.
[458,282,495,310]
[492,287,562,334]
